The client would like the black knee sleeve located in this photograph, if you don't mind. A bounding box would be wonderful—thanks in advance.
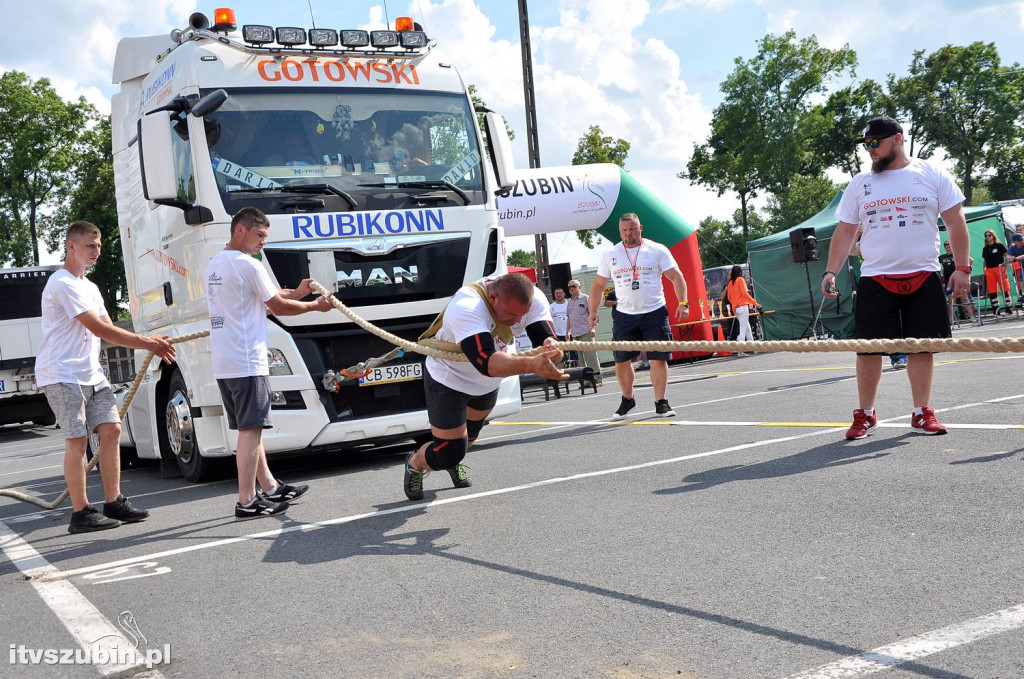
[424,436,469,470]
[466,418,486,441]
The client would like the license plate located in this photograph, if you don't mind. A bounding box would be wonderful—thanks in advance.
[358,363,423,387]
[0,379,5,393]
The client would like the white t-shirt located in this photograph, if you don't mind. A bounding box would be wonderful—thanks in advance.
[550,300,569,336]
[426,278,552,396]
[35,269,109,387]
[597,240,679,314]
[205,250,279,379]
[836,158,965,277]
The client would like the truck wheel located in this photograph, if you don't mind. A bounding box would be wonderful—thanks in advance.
[32,413,56,427]
[160,370,219,483]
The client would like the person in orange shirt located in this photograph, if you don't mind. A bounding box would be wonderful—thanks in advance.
[725,265,759,343]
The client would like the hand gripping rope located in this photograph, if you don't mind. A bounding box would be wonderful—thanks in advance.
[0,331,209,510]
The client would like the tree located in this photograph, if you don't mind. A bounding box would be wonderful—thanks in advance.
[894,42,1024,204]
[765,175,843,232]
[986,143,1024,201]
[50,117,125,317]
[0,71,93,266]
[683,31,856,236]
[695,209,771,269]
[506,248,537,268]
[571,125,630,248]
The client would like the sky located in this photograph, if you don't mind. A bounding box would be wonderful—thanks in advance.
[2,0,1023,267]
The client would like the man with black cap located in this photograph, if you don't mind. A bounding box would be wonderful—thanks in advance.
[822,116,971,440]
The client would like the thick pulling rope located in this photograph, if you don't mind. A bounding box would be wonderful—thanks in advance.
[310,280,1024,362]
[5,279,1022,510]
[0,331,209,510]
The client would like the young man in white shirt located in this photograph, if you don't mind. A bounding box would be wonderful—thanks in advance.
[587,213,689,419]
[822,116,971,439]
[38,221,177,534]
[403,272,566,500]
[205,207,334,517]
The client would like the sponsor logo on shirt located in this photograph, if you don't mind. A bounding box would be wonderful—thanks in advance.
[912,219,925,226]
[895,207,908,212]
[898,220,907,227]
[863,196,911,209]
[866,210,876,216]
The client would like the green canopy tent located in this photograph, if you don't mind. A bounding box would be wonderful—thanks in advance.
[746,192,1003,340]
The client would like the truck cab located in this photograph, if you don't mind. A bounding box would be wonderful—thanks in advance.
[111,9,518,480]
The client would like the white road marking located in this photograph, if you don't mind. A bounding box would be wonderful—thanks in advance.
[0,521,165,677]
[44,424,851,582]
[0,463,63,477]
[783,603,1024,678]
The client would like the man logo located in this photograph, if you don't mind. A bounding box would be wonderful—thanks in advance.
[337,265,418,287]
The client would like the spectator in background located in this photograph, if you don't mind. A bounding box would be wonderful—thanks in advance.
[981,229,1012,315]
[725,265,759,345]
[939,239,975,322]
[550,287,569,342]
[1006,232,1024,305]
[566,279,602,384]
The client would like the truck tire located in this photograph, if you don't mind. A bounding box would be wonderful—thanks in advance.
[159,370,220,483]
[32,413,56,427]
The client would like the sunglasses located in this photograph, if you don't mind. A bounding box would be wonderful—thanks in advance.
[862,134,894,150]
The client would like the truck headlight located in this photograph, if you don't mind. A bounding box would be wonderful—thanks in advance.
[267,348,292,376]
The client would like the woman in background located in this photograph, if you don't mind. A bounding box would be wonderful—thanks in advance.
[726,265,759,342]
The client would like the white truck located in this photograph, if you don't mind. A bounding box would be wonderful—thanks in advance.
[0,266,59,428]
[110,8,518,481]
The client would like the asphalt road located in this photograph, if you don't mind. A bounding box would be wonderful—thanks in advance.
[2,317,1023,679]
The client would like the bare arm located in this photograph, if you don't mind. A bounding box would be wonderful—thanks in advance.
[486,345,566,380]
[77,311,176,364]
[588,275,610,326]
[822,221,860,296]
[663,267,689,322]
[265,291,333,316]
[279,278,318,301]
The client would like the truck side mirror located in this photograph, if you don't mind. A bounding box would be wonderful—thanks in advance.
[138,111,179,202]
[484,111,515,193]
[190,89,227,117]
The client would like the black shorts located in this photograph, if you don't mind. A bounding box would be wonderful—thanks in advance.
[423,369,498,430]
[612,306,672,363]
[855,273,950,355]
[217,376,273,431]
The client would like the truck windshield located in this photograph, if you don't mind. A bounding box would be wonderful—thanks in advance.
[201,88,485,214]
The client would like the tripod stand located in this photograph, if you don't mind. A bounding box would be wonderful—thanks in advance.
[798,260,839,339]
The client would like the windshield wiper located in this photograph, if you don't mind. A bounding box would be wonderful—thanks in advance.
[359,180,470,206]
[230,183,357,210]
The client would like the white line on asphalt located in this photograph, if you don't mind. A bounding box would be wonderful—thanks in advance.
[44,424,851,582]
[0,521,165,677]
[0,463,63,477]
[782,603,1024,678]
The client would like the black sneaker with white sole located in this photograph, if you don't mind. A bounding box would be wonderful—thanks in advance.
[102,495,150,523]
[261,482,309,503]
[655,399,676,417]
[612,396,636,420]
[68,506,121,534]
[235,495,289,518]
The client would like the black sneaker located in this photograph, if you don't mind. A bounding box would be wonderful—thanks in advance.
[448,463,471,489]
[612,396,636,420]
[261,482,309,503]
[68,506,121,534]
[403,453,429,501]
[235,495,289,518]
[102,495,150,523]
[655,399,676,418]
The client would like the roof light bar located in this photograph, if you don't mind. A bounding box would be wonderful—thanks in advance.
[275,26,307,46]
[370,30,398,48]
[399,31,427,48]
[341,30,369,47]
[309,28,339,47]
[242,24,273,45]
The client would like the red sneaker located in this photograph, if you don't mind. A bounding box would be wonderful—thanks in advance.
[845,409,878,440]
[911,406,947,435]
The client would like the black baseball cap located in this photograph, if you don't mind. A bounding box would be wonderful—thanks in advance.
[854,116,903,144]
